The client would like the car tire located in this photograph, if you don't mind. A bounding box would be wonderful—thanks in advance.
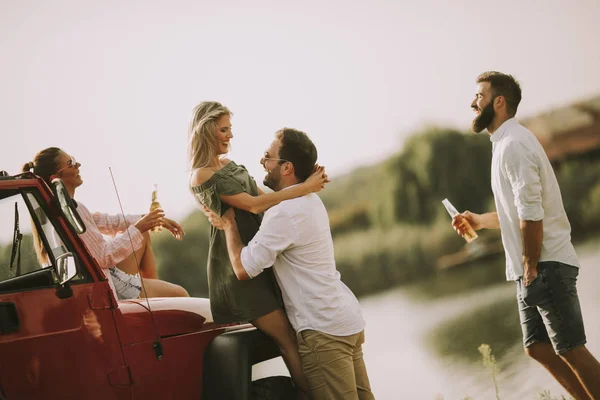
[250,376,297,400]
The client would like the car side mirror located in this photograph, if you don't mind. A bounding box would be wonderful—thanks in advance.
[51,178,86,234]
[55,252,78,285]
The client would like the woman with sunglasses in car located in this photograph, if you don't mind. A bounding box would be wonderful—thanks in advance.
[23,147,189,300]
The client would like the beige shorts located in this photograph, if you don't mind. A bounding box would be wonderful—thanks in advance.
[297,329,375,400]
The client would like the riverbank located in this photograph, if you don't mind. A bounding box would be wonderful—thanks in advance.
[251,239,600,399]
[359,237,600,399]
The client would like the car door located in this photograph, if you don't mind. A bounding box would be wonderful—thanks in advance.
[0,186,131,399]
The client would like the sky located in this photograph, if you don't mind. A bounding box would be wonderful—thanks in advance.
[1,0,600,232]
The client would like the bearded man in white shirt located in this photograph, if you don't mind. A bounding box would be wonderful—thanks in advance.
[452,71,600,399]
[204,128,374,400]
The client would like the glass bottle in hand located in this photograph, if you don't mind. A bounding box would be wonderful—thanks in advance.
[442,198,478,242]
[150,184,163,232]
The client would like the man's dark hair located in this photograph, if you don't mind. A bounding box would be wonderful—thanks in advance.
[477,71,522,117]
[275,128,317,182]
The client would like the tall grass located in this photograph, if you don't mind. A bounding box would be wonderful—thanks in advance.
[478,344,500,400]
[434,344,575,400]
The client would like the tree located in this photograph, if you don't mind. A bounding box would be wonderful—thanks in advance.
[386,127,493,224]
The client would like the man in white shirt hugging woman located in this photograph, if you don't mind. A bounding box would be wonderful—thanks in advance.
[204,128,374,400]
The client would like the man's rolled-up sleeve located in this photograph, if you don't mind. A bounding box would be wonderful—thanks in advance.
[240,208,295,278]
[504,142,544,221]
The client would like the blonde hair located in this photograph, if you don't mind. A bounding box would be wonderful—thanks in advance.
[188,101,232,170]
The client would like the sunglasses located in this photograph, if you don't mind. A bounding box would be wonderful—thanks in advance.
[55,156,80,175]
[261,151,290,166]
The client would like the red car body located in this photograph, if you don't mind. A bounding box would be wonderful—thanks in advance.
[0,174,285,400]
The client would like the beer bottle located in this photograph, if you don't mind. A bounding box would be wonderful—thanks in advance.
[150,184,163,232]
[442,198,478,243]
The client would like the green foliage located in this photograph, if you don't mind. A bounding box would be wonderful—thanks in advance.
[555,150,600,239]
[328,202,371,237]
[319,127,498,296]
[318,163,385,211]
[385,127,493,224]
[0,126,582,300]
[319,162,391,232]
[148,126,600,298]
[321,126,495,231]
[153,211,211,297]
[333,217,464,296]
[2,127,597,306]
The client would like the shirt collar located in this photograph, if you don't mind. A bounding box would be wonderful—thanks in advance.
[489,118,518,143]
[281,183,301,191]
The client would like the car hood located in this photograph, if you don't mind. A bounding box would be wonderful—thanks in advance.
[115,297,214,345]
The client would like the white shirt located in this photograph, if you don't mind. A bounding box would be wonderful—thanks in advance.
[240,189,365,336]
[490,118,579,281]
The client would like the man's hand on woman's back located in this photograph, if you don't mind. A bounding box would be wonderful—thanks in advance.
[202,205,235,230]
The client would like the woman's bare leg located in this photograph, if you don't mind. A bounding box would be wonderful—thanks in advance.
[113,233,186,298]
[117,231,158,278]
[139,277,189,298]
[251,309,311,400]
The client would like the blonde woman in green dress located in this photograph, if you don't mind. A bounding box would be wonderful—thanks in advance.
[188,101,327,399]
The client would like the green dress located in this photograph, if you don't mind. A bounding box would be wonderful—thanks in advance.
[191,161,283,323]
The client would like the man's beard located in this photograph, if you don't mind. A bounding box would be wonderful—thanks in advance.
[263,168,281,191]
[472,100,496,133]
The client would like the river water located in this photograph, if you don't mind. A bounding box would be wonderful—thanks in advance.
[255,238,600,399]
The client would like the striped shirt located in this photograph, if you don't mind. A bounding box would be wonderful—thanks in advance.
[77,202,144,294]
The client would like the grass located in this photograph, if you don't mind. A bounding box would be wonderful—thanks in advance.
[434,344,575,400]
[477,344,500,400]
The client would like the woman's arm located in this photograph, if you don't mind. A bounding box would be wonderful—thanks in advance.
[81,210,164,268]
[221,187,305,214]
[82,226,144,269]
[92,212,142,236]
[191,165,328,214]
[221,166,328,214]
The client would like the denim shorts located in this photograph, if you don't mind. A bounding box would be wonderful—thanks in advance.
[516,261,586,355]
[109,267,142,300]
